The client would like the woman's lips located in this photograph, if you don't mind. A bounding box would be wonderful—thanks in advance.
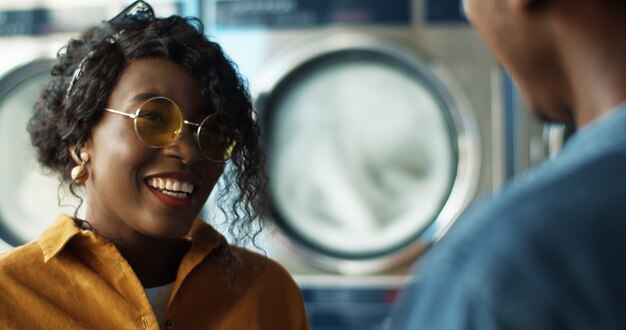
[145,173,200,209]
[147,186,195,209]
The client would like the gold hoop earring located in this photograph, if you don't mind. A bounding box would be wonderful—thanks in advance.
[70,152,90,184]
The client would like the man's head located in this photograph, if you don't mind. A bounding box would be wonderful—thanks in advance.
[463,0,626,127]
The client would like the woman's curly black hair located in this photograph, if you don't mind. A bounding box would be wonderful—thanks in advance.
[27,15,268,245]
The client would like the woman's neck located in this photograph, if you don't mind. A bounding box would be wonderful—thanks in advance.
[118,237,190,288]
[79,216,191,288]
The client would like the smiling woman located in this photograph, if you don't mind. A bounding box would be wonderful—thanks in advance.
[0,1,309,329]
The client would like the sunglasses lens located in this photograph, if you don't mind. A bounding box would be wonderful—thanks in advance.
[135,97,182,147]
[198,115,237,161]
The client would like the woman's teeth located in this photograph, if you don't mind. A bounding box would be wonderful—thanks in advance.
[161,190,188,199]
[148,177,195,198]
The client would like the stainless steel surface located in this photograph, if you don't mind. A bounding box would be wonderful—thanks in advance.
[254,34,480,274]
[203,0,521,277]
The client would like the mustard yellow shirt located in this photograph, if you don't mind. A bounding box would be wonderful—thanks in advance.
[0,214,310,329]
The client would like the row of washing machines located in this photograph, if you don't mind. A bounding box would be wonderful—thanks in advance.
[0,0,559,329]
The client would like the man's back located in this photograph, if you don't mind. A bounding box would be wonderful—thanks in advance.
[392,0,626,327]
[393,104,626,329]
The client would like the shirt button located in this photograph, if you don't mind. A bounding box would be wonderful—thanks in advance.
[165,319,175,329]
[141,316,149,329]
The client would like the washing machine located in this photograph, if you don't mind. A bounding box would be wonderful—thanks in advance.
[0,0,200,252]
[201,0,551,328]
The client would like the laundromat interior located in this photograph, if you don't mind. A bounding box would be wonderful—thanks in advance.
[0,0,567,329]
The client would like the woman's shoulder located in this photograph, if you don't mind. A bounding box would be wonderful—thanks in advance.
[0,240,46,279]
[227,245,295,283]
[192,221,294,281]
[0,240,44,264]
[1,214,82,279]
[190,221,301,294]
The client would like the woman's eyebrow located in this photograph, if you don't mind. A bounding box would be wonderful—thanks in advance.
[129,92,160,103]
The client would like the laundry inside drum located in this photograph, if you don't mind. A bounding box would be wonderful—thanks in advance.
[267,56,457,258]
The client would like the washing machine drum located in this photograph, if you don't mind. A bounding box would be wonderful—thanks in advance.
[0,59,72,250]
[256,38,480,273]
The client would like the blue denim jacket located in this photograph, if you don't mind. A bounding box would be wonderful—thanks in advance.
[392,104,626,329]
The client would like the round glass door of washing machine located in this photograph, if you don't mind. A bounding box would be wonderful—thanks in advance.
[256,36,481,274]
[0,59,76,251]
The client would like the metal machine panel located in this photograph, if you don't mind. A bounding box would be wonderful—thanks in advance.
[202,0,549,328]
[204,0,506,275]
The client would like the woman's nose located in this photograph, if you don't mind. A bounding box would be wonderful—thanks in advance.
[163,128,204,164]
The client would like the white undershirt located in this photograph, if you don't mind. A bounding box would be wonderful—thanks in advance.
[145,282,174,323]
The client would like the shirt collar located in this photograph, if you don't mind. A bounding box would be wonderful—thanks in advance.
[558,102,626,160]
[39,214,82,262]
[39,213,226,262]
